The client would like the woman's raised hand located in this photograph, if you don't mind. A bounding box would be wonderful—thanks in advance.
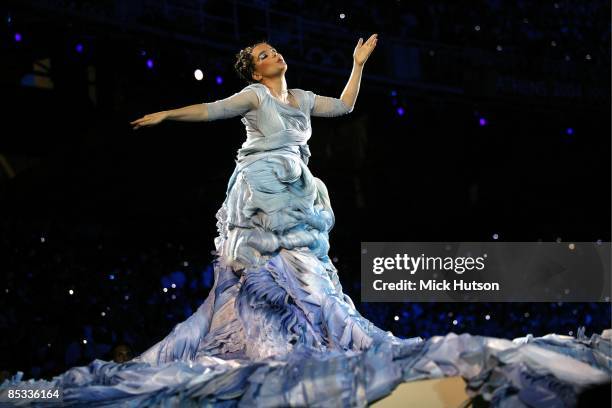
[130,111,168,130]
[353,33,378,66]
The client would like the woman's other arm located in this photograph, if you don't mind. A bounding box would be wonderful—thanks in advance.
[310,33,378,118]
[130,88,259,130]
[340,33,378,110]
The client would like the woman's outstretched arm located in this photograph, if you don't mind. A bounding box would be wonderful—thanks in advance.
[130,88,259,130]
[340,33,378,110]
[311,33,378,117]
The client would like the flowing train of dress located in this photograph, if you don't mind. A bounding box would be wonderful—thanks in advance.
[2,83,610,407]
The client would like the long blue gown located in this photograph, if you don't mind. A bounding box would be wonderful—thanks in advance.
[2,83,610,407]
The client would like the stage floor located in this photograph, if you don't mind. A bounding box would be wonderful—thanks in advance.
[371,376,470,408]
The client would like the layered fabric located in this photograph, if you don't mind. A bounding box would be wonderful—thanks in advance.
[2,83,610,407]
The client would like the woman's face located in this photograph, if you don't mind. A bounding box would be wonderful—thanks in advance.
[250,43,287,82]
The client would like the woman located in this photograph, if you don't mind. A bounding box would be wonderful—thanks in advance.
[128,34,397,365]
[3,35,610,407]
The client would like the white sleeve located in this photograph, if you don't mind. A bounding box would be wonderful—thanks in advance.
[305,90,353,117]
[204,86,260,121]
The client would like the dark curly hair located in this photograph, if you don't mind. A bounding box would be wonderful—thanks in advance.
[234,39,272,85]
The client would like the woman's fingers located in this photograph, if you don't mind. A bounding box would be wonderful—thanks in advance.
[130,115,154,130]
[130,117,146,125]
[131,117,149,130]
[356,34,377,48]
[130,112,165,130]
[356,34,378,51]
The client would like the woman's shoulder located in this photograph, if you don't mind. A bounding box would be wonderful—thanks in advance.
[240,83,268,105]
[290,88,316,111]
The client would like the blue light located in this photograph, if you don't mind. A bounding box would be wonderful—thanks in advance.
[75,43,84,53]
[146,59,154,69]
[201,265,213,288]
[396,107,405,116]
[169,271,186,288]
[216,75,223,85]
[566,127,573,135]
[479,117,487,126]
[109,274,115,280]
[390,90,397,96]
[14,32,22,42]
[160,271,187,290]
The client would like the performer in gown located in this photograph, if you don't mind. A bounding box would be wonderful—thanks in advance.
[2,34,610,407]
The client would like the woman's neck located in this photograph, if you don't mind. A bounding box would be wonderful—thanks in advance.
[261,77,288,100]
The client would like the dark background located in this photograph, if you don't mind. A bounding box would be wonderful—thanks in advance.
[0,0,610,379]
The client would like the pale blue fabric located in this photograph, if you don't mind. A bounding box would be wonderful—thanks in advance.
[2,84,610,407]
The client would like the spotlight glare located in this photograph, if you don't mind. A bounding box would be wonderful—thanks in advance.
[194,69,204,80]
